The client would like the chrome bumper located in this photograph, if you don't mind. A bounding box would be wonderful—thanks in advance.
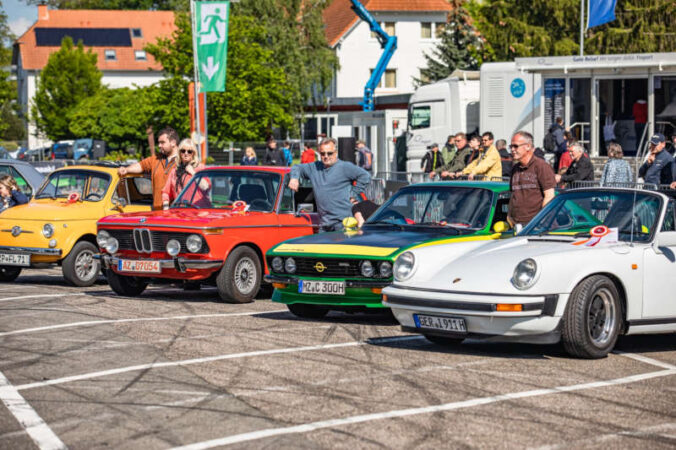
[99,254,222,273]
[0,245,62,256]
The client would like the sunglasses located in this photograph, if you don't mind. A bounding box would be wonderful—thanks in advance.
[509,143,528,150]
[180,149,195,155]
[320,151,336,157]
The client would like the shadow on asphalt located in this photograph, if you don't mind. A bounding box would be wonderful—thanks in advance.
[258,309,399,326]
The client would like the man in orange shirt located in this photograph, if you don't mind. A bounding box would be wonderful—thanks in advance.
[118,127,180,210]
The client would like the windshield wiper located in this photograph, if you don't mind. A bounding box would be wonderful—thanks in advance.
[175,199,200,209]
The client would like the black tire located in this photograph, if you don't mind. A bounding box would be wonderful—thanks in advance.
[287,303,328,319]
[424,334,464,346]
[0,266,21,282]
[216,246,261,303]
[562,275,621,359]
[106,268,148,296]
[62,241,100,286]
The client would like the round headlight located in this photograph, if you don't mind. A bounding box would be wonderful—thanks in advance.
[360,260,374,277]
[96,230,110,248]
[511,258,538,290]
[42,223,54,238]
[186,234,202,253]
[166,239,181,257]
[379,261,392,278]
[271,256,284,272]
[393,252,415,282]
[284,257,296,273]
[104,238,119,254]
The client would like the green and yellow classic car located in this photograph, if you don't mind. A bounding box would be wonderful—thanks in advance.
[265,181,512,318]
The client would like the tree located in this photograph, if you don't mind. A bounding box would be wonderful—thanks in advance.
[585,0,676,54]
[467,0,580,61]
[0,1,23,140]
[21,0,186,11]
[416,0,486,86]
[146,12,294,142]
[31,36,102,141]
[234,0,338,121]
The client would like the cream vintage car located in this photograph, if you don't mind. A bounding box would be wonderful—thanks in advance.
[384,188,676,358]
[0,164,151,285]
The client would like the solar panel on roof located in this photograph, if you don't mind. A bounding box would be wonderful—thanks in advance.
[35,28,132,47]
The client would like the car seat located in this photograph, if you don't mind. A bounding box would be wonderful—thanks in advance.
[237,184,267,204]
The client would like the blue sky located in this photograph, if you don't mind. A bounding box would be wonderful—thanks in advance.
[5,0,36,38]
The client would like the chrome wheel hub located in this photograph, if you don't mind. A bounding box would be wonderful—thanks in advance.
[75,250,98,281]
[587,287,616,347]
[234,257,256,294]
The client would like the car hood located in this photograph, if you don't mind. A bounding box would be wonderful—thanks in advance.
[398,236,639,295]
[270,226,494,258]
[98,208,279,229]
[0,198,104,222]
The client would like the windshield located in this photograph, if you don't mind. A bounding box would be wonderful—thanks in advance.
[174,170,281,211]
[36,170,110,201]
[521,190,662,243]
[408,104,431,130]
[367,186,494,230]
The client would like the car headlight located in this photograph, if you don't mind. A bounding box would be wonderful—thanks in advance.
[96,230,110,248]
[511,258,538,290]
[104,238,119,254]
[360,260,374,277]
[42,223,54,238]
[284,257,296,273]
[166,239,181,257]
[271,256,284,272]
[186,234,202,253]
[379,261,392,278]
[393,252,415,282]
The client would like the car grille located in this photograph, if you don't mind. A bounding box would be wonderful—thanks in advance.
[103,229,209,254]
[268,257,390,279]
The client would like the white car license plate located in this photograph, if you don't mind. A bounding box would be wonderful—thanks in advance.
[414,314,467,333]
[299,280,345,295]
[0,253,29,267]
[118,259,161,274]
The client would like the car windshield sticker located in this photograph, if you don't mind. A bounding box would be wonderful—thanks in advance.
[573,225,618,247]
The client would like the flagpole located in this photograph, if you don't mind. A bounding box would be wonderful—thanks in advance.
[190,0,203,155]
[579,0,584,56]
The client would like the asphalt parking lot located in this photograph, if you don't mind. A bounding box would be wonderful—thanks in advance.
[0,268,675,450]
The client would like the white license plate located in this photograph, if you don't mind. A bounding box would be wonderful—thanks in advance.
[414,314,467,333]
[118,259,161,274]
[299,280,345,295]
[0,253,30,267]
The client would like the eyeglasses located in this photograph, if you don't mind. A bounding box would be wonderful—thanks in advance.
[320,151,336,157]
[509,143,528,150]
[180,149,195,155]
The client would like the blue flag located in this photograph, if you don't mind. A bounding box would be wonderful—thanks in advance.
[587,0,617,29]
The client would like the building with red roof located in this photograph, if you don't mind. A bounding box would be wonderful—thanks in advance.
[12,5,176,148]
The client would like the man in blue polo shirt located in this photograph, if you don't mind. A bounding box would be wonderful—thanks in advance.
[639,133,674,187]
[289,137,371,232]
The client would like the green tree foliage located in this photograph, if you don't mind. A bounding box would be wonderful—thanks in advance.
[585,0,676,54]
[21,0,186,11]
[0,1,23,140]
[235,0,338,117]
[468,0,580,60]
[416,0,486,86]
[32,37,102,141]
[146,12,294,142]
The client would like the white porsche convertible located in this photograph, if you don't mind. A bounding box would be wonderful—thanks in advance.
[383,188,676,359]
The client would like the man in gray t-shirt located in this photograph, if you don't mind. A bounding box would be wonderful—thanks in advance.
[289,138,371,232]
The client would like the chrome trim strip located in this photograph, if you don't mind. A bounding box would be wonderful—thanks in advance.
[104,255,222,270]
[1,229,34,234]
[0,245,61,256]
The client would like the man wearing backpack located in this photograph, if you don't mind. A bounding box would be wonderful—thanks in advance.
[356,140,373,173]
[544,117,566,169]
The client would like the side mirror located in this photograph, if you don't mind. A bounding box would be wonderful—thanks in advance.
[112,197,127,211]
[492,221,510,233]
[295,203,314,216]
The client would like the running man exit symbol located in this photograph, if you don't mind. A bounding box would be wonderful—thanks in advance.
[195,1,229,92]
[199,4,227,45]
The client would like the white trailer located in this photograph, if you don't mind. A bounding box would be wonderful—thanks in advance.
[405,70,480,172]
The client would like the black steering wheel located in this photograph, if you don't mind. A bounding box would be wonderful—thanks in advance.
[85,192,103,201]
[376,210,407,224]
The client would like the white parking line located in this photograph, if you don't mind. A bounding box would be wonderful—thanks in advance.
[615,351,676,370]
[0,293,85,303]
[0,310,288,337]
[170,367,676,449]
[0,369,66,450]
[15,336,423,391]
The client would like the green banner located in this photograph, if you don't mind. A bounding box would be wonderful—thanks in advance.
[195,1,229,92]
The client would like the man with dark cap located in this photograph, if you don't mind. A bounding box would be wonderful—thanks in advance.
[639,133,674,186]
[420,143,444,174]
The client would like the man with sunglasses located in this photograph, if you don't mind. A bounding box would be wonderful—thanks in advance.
[118,127,180,210]
[289,137,371,232]
[640,133,674,187]
[507,131,556,229]
[431,132,472,179]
